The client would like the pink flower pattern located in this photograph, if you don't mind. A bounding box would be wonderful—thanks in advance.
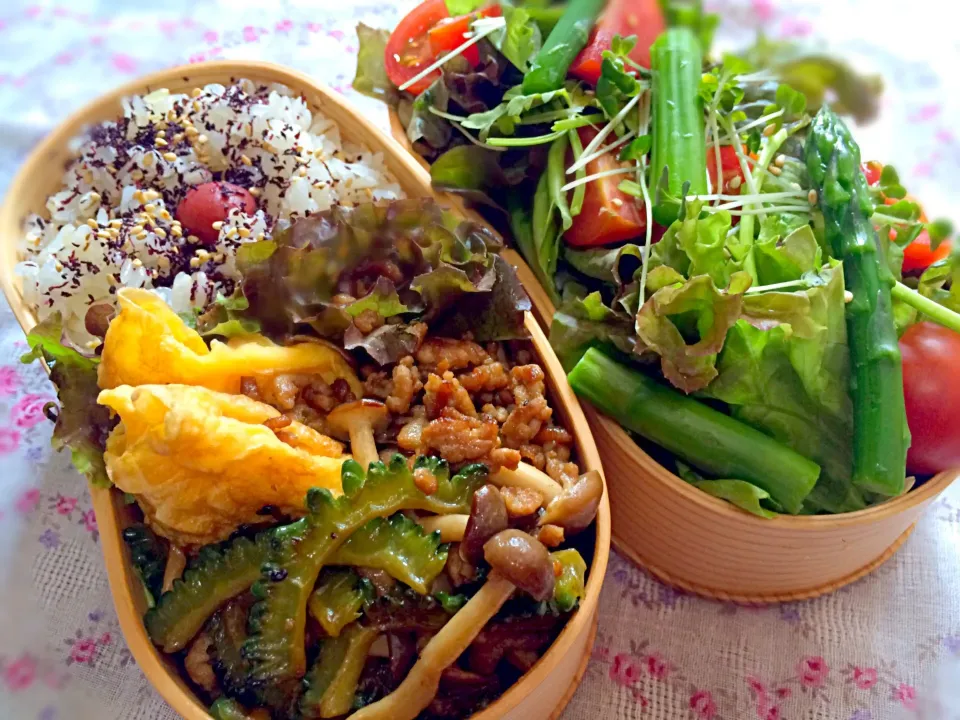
[798,656,830,688]
[0,426,20,453]
[3,655,36,691]
[0,366,19,396]
[11,393,52,428]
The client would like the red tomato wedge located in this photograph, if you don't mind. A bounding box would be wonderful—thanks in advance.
[707,145,745,195]
[861,160,883,186]
[569,0,666,85]
[564,127,646,247]
[880,196,951,273]
[385,0,500,95]
[429,5,502,67]
[903,230,951,274]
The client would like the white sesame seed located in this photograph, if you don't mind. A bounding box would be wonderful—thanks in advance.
[142,153,156,168]
[248,187,261,197]
[155,228,167,239]
[774,154,786,168]
[240,154,252,166]
[163,152,178,162]
[844,291,854,303]
[144,203,156,214]
[768,165,782,177]
[211,221,224,231]
[155,138,168,147]
[190,87,203,98]
[808,190,818,205]
[238,228,251,238]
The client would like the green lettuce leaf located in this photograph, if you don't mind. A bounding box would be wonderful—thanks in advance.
[346,277,409,319]
[196,291,261,338]
[564,243,644,287]
[755,216,822,285]
[353,24,399,104]
[493,4,542,72]
[462,85,568,139]
[676,463,779,519]
[635,272,752,393]
[21,314,113,487]
[702,264,865,513]
[650,201,742,288]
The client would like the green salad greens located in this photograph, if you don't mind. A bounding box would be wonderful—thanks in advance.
[356,0,960,517]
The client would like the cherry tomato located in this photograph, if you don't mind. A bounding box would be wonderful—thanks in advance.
[429,5,502,67]
[707,145,745,195]
[569,0,666,85]
[564,127,646,247]
[861,160,883,186]
[881,196,951,273]
[900,322,960,475]
[176,182,257,246]
[902,230,951,274]
[385,0,499,95]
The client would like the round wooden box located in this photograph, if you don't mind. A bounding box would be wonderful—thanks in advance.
[0,61,611,720]
[388,109,958,603]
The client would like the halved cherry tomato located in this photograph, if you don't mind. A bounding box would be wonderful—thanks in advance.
[569,0,666,85]
[385,0,500,95]
[901,321,960,475]
[881,196,951,273]
[176,182,257,246]
[429,5,502,67]
[564,127,646,247]
[707,145,745,195]
[861,160,883,186]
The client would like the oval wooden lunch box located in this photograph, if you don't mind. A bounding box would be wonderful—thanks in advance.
[388,111,960,604]
[0,61,611,720]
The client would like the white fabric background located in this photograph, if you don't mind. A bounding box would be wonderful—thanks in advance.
[0,2,958,719]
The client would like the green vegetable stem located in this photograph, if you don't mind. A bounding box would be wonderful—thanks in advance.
[805,107,909,497]
[567,348,820,514]
[522,0,606,94]
[650,27,707,225]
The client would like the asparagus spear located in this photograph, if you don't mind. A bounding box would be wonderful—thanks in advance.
[522,0,607,94]
[650,27,707,225]
[568,348,820,514]
[804,107,909,497]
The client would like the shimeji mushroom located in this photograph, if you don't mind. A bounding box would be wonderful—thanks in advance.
[325,399,390,470]
[539,469,603,535]
[416,514,469,542]
[489,462,562,502]
[490,464,603,535]
[350,529,555,720]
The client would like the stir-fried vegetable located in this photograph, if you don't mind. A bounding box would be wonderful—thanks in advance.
[805,107,909,497]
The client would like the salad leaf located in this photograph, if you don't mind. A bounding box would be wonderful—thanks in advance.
[493,4,542,72]
[755,215,821,284]
[676,463,779,518]
[353,24,399,105]
[564,243,643,287]
[596,49,642,121]
[431,255,532,340]
[917,249,960,313]
[445,0,486,13]
[635,272,752,393]
[346,277,409,319]
[550,288,637,371]
[344,323,427,366]
[402,79,454,152]
[442,43,507,115]
[196,291,261,339]
[462,86,568,139]
[650,201,742,289]
[702,264,865,513]
[21,314,113,487]
[240,199,527,362]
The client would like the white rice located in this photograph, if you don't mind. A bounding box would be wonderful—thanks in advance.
[17,79,403,345]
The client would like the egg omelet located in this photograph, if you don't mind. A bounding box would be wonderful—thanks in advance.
[98,288,363,398]
[99,384,346,546]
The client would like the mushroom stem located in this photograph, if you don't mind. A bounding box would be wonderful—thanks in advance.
[489,462,562,502]
[350,425,380,471]
[162,546,186,593]
[349,573,516,720]
[417,514,468,542]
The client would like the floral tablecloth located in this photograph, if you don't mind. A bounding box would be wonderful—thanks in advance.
[1,1,958,719]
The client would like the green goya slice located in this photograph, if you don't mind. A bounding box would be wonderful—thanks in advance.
[243,455,486,707]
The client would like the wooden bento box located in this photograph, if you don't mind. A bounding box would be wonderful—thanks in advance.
[0,61,611,720]
[388,110,958,604]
